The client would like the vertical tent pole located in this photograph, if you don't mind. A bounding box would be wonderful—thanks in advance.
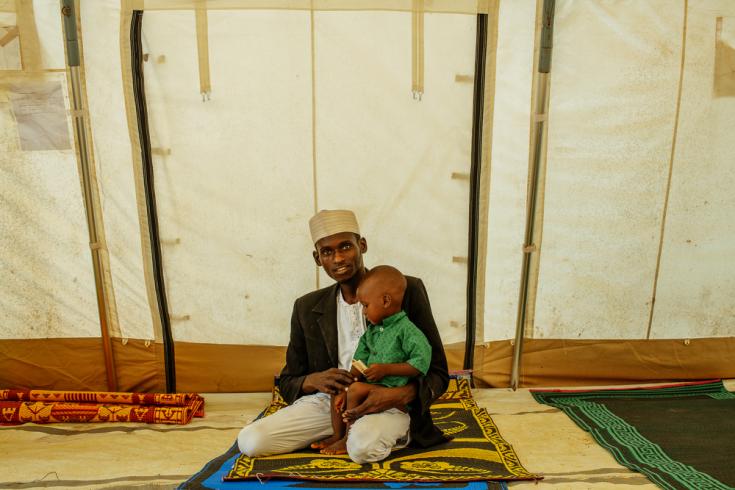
[60,0,118,391]
[510,0,555,390]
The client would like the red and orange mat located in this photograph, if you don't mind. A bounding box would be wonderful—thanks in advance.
[0,389,204,425]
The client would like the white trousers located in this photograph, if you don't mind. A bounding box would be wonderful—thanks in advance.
[237,393,410,464]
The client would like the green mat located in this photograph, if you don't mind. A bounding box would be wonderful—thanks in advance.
[225,378,540,483]
[533,380,735,490]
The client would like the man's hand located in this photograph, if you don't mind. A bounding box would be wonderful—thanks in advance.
[342,383,417,423]
[302,368,355,396]
[363,364,389,383]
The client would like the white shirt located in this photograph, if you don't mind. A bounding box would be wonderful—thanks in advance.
[336,290,367,370]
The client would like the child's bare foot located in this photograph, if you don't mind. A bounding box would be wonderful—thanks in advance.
[320,437,347,455]
[342,410,357,424]
[310,434,342,450]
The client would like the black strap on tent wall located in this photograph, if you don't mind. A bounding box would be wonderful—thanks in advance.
[464,13,488,373]
[130,11,177,393]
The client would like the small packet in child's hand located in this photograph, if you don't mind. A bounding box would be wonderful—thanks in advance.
[351,359,367,373]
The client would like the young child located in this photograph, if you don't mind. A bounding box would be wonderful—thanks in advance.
[310,265,432,456]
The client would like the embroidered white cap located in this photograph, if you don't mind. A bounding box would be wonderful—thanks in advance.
[308,209,360,244]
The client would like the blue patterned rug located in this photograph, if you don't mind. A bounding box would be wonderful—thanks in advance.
[180,441,508,490]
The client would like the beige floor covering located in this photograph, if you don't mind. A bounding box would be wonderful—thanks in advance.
[2,380,732,489]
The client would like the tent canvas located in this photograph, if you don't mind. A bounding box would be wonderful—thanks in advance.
[1,0,734,394]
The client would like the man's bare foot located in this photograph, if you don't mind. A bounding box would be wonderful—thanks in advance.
[310,434,342,450]
[320,437,347,455]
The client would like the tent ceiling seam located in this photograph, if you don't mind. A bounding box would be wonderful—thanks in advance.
[15,0,41,72]
[0,0,16,13]
[134,0,490,15]
[646,0,689,340]
[714,16,735,96]
[0,25,18,47]
[0,68,67,74]
[309,4,320,290]
[195,3,211,99]
[411,0,424,99]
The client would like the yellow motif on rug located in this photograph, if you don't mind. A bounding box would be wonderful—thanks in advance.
[225,378,540,482]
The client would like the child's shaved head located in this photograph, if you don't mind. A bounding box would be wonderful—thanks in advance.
[357,266,407,321]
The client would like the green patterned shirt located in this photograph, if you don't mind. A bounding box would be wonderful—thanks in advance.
[352,310,432,388]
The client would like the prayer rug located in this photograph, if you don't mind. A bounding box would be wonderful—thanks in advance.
[216,377,538,484]
[182,441,507,490]
[532,380,735,490]
[0,389,204,425]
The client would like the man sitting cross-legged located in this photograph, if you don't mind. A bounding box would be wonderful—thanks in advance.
[237,209,449,464]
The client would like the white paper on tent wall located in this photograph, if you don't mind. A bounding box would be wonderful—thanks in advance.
[5,81,71,151]
[714,16,735,97]
[0,13,21,70]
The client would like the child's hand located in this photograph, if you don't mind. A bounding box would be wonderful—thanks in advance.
[334,392,346,412]
[363,364,389,382]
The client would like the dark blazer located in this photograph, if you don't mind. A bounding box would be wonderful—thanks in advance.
[279,275,450,448]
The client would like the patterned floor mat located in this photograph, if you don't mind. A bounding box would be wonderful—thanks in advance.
[0,389,204,425]
[532,380,735,490]
[213,377,538,484]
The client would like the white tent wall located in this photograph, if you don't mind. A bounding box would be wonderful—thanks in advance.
[141,9,315,346]
[473,0,735,387]
[31,0,64,68]
[482,0,535,342]
[0,75,97,338]
[82,3,157,344]
[1,1,164,392]
[312,10,475,347]
[140,8,320,390]
[80,2,167,391]
[650,2,735,339]
[0,11,22,70]
[0,0,114,389]
[533,0,682,340]
[1,0,734,393]
[134,7,476,390]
